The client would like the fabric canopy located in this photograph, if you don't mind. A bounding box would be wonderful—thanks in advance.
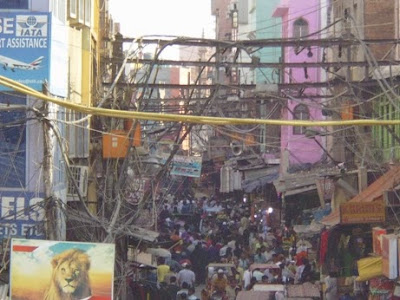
[242,168,279,193]
[146,248,171,258]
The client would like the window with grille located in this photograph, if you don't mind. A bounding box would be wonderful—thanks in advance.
[293,104,309,135]
[293,18,309,38]
[52,0,66,23]
[78,0,84,24]
[69,0,77,18]
[84,0,91,26]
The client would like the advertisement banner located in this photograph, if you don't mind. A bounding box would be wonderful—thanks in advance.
[0,192,45,239]
[161,154,203,178]
[126,178,150,204]
[340,201,385,224]
[381,234,398,279]
[0,12,51,91]
[372,227,387,256]
[10,239,115,300]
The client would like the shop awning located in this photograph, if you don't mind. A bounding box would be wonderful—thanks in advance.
[242,167,279,193]
[321,165,400,226]
[127,226,160,242]
[287,282,321,298]
[146,248,171,258]
[274,166,340,196]
[236,291,271,300]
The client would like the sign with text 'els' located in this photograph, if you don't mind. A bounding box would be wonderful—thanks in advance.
[0,13,51,91]
[340,201,385,224]
[0,192,45,239]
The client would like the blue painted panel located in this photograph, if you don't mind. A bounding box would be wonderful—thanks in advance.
[0,12,51,91]
[0,92,26,187]
[0,0,29,9]
[0,191,45,239]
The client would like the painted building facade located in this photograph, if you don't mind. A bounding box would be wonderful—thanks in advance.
[273,0,325,170]
[256,0,281,84]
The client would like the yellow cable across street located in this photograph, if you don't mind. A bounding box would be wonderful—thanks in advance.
[0,75,397,127]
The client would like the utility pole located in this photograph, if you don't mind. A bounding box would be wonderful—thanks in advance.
[107,31,128,299]
[42,82,60,240]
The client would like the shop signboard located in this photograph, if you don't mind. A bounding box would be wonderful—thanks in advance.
[10,238,115,299]
[381,234,398,279]
[0,12,51,91]
[0,192,45,239]
[160,154,202,178]
[126,178,150,204]
[372,227,387,256]
[340,201,385,224]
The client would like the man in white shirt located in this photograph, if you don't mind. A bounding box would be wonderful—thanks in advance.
[242,266,252,290]
[177,263,196,288]
[264,247,275,262]
[253,268,264,282]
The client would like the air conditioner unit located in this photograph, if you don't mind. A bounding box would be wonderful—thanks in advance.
[67,165,89,198]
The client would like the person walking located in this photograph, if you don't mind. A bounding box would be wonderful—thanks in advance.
[324,272,338,300]
[166,276,180,300]
[177,263,196,288]
[157,257,171,284]
[190,243,208,284]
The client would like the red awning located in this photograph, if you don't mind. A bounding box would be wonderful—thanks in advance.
[321,165,400,226]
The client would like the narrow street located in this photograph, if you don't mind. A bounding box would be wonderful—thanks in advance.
[0,0,400,299]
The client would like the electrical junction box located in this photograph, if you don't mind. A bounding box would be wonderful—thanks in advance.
[102,130,130,158]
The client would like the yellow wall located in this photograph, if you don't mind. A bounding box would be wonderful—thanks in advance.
[69,0,100,106]
[81,26,91,106]
[68,28,83,103]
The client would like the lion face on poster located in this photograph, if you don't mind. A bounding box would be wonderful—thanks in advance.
[44,249,92,300]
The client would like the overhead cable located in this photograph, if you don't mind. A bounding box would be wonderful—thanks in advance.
[2,76,400,127]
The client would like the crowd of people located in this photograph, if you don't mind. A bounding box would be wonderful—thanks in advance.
[136,195,320,300]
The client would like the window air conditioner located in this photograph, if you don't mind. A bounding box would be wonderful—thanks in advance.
[67,165,89,198]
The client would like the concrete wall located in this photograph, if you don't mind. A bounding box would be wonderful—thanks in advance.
[49,15,68,97]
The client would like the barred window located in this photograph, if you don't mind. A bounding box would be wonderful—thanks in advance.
[293,104,309,135]
[293,18,309,38]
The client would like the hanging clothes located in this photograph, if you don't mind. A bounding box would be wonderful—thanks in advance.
[319,228,329,264]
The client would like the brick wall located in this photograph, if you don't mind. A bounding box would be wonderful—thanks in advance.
[364,0,395,59]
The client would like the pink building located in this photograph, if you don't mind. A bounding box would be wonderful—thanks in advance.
[273,0,325,170]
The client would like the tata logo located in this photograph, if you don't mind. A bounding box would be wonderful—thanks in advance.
[16,15,48,37]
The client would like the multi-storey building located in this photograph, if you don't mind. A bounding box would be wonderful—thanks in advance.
[0,0,101,241]
[273,0,325,169]
[326,0,400,167]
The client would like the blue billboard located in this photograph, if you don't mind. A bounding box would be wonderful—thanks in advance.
[0,191,45,239]
[0,12,51,91]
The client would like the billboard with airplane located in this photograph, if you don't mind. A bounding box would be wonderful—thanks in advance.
[0,13,51,91]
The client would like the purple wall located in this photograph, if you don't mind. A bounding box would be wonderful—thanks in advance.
[274,0,324,168]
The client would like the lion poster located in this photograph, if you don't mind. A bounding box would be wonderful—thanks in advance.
[10,238,115,300]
